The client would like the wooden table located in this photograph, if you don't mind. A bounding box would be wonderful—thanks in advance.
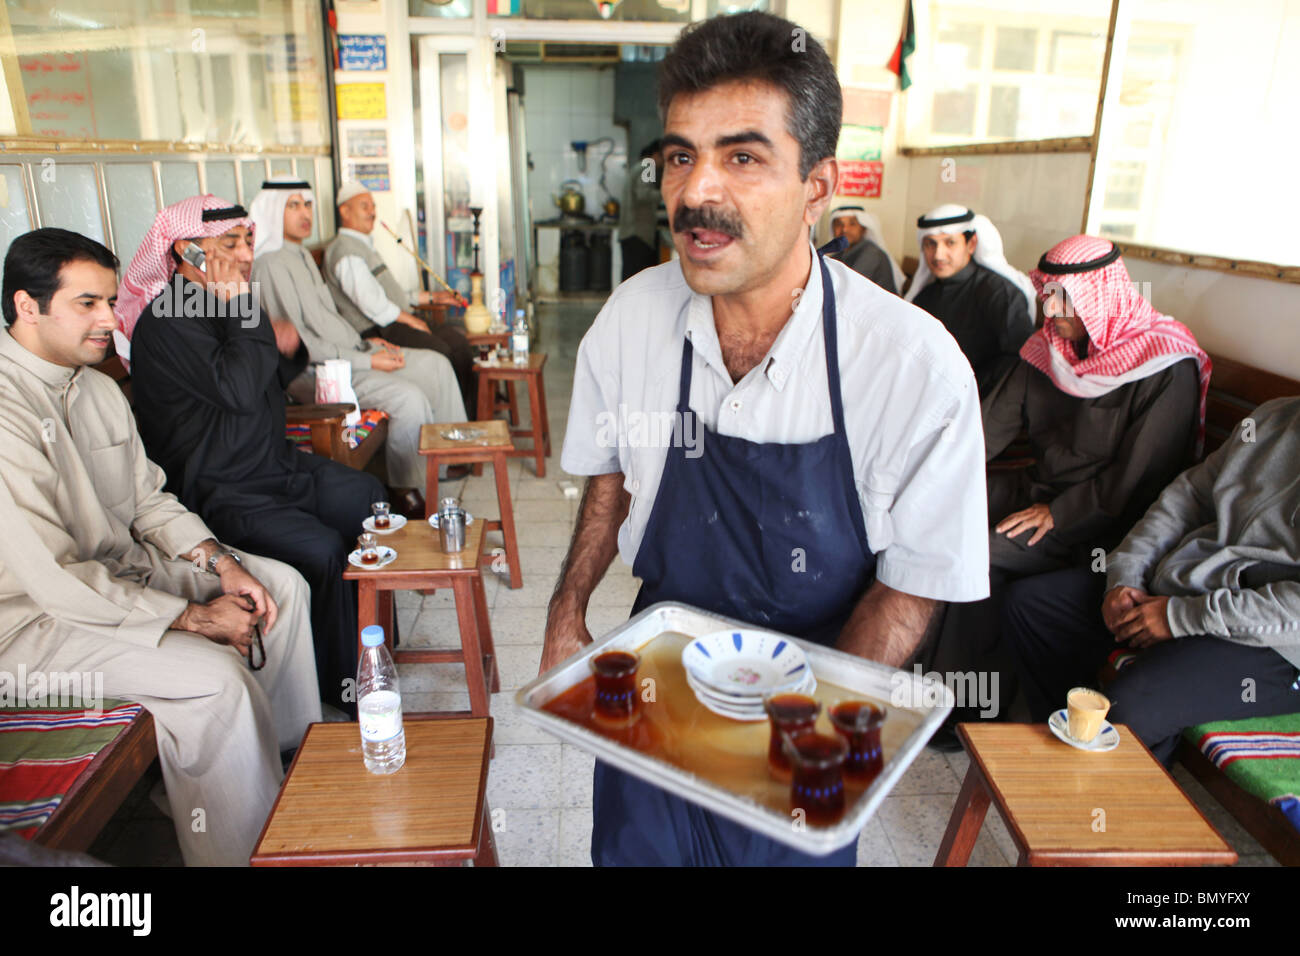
[342,516,499,718]
[474,353,551,477]
[935,723,1237,867]
[467,333,518,426]
[250,718,498,866]
[420,420,522,589]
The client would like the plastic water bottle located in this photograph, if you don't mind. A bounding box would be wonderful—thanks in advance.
[357,625,405,774]
[512,308,529,365]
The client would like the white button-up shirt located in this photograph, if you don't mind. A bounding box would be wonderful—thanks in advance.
[561,248,990,603]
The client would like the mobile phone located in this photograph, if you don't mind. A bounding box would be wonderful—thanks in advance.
[181,241,206,274]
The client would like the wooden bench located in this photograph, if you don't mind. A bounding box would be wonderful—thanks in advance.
[28,706,158,853]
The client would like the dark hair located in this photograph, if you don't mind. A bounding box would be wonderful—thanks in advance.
[3,228,118,326]
[657,11,842,180]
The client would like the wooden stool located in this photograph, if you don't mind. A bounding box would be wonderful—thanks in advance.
[475,353,551,477]
[251,718,498,866]
[419,420,522,589]
[467,333,518,426]
[343,519,499,718]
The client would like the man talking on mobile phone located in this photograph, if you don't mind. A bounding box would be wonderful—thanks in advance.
[118,194,386,717]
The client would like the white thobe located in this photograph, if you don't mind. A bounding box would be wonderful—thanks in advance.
[0,330,321,865]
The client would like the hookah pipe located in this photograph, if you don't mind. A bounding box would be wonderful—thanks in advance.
[379,220,468,307]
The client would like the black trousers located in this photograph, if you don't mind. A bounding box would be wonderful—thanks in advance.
[216,458,384,715]
[1002,565,1300,764]
[363,321,476,414]
[924,469,1078,720]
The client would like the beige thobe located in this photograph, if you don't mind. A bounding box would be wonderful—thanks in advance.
[0,330,321,866]
[252,243,467,487]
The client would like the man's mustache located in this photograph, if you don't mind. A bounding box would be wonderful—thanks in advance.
[672,204,744,240]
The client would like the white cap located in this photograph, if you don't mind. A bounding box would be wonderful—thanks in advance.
[337,181,369,207]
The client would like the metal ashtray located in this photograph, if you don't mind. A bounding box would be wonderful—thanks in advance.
[441,427,485,441]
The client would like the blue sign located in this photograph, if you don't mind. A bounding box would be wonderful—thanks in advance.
[338,35,387,72]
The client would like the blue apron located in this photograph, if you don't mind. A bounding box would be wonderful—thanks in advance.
[592,254,876,866]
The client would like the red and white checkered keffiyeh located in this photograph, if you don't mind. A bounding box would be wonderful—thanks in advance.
[114,194,255,343]
[1022,234,1211,448]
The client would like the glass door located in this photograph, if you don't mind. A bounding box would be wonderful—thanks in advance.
[416,35,502,311]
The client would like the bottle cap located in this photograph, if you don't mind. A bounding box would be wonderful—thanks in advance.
[361,625,385,648]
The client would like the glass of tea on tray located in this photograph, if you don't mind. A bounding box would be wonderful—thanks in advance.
[829,700,885,785]
[784,729,848,825]
[590,649,641,725]
[357,533,380,565]
[371,501,392,530]
[764,693,821,782]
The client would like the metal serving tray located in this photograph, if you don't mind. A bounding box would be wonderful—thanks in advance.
[515,601,953,856]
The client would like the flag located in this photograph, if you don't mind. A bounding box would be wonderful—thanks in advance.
[888,1,916,91]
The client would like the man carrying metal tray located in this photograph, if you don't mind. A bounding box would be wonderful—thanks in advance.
[541,11,989,866]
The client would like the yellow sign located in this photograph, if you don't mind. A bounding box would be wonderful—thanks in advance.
[271,78,322,123]
[336,82,386,120]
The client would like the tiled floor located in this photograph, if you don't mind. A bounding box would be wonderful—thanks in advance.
[89,302,1281,867]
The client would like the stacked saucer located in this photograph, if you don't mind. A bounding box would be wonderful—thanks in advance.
[682,629,816,722]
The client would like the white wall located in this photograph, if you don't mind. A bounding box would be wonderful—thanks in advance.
[1125,258,1300,381]
[825,0,911,261]
[898,151,1300,381]
[903,152,1091,272]
[522,65,627,284]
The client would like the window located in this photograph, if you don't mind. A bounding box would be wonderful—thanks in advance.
[1102,160,1144,211]
[0,0,330,148]
[993,27,1036,72]
[904,0,1112,148]
[1088,0,1300,266]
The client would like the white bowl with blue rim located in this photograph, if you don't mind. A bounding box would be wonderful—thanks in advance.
[682,629,812,699]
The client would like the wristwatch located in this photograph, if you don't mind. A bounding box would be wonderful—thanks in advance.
[207,548,242,574]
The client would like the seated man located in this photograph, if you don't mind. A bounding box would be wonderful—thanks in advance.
[904,204,1035,395]
[325,182,475,413]
[927,235,1208,728]
[1003,397,1300,764]
[116,194,384,715]
[0,228,320,865]
[828,204,902,295]
[249,177,468,517]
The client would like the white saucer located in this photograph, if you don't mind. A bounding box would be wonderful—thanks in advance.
[685,670,817,721]
[1049,709,1120,752]
[347,546,397,570]
[427,511,475,529]
[682,629,810,697]
[363,514,406,535]
[690,690,769,722]
[686,669,817,706]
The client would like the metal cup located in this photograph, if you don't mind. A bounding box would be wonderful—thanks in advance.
[439,508,467,553]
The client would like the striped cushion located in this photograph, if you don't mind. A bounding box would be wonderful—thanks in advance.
[0,700,144,839]
[1186,713,1300,835]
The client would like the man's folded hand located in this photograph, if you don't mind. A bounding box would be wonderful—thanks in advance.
[172,594,260,655]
